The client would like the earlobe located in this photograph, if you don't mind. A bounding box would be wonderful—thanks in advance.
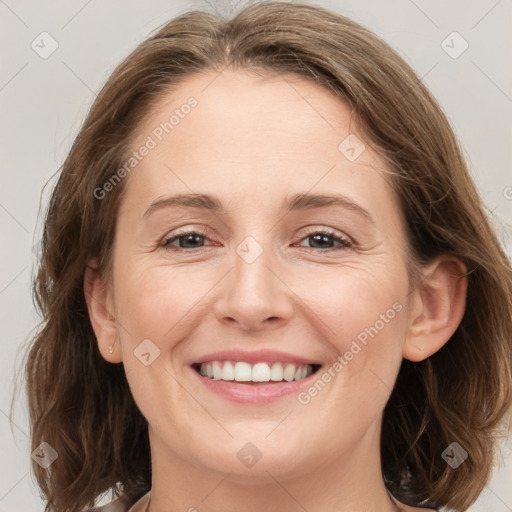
[83,260,122,363]
[403,256,468,362]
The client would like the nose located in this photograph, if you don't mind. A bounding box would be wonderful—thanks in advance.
[213,242,294,332]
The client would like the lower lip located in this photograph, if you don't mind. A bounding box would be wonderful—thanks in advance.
[189,366,319,403]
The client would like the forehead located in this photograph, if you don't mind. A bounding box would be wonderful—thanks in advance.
[133,68,362,162]
[122,68,398,219]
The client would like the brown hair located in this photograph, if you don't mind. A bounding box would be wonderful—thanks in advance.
[23,1,512,511]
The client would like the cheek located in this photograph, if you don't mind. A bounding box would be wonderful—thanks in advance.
[293,266,408,395]
[112,259,218,356]
[290,271,407,462]
[293,262,407,343]
[111,262,215,422]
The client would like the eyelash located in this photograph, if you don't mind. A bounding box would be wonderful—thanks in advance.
[162,228,353,252]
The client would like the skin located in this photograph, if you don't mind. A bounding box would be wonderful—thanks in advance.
[85,68,467,512]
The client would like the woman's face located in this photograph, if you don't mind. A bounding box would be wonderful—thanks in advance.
[102,69,418,480]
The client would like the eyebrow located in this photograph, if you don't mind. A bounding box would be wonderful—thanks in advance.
[143,192,373,223]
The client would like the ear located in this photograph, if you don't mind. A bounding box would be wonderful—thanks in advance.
[83,259,122,363]
[403,256,468,362]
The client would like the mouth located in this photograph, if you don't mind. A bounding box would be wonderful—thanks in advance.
[191,361,322,385]
[188,349,325,403]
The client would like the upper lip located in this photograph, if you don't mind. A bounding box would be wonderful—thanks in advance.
[190,349,322,366]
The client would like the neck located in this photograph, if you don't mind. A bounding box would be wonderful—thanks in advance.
[147,420,404,512]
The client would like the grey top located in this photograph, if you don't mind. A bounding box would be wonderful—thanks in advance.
[88,491,439,511]
[88,491,150,512]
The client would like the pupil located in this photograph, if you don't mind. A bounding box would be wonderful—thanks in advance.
[178,233,334,249]
[311,234,332,248]
[181,233,202,248]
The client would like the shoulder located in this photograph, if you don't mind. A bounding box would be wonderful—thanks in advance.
[86,491,150,512]
[86,493,131,512]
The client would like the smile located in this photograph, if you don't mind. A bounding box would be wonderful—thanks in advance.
[193,360,321,383]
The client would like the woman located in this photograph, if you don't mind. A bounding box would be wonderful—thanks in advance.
[25,2,512,511]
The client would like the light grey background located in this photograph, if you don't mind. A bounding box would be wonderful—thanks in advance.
[1,1,511,511]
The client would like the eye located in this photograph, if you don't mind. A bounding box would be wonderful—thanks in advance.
[161,227,352,252]
[296,229,352,251]
[162,229,212,251]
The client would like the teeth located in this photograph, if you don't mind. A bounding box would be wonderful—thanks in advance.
[197,361,315,383]
[283,363,296,382]
[234,361,252,381]
[252,362,271,382]
[212,361,223,380]
[222,361,235,380]
[270,362,284,381]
